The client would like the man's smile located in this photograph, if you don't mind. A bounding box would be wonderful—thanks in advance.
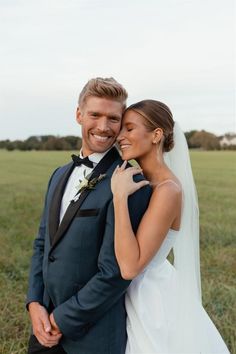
[90,133,112,143]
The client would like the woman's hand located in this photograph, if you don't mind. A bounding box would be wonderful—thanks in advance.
[111,161,149,199]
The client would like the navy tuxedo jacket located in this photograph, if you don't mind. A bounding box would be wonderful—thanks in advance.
[27,147,151,354]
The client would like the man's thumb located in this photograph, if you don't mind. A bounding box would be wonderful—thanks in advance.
[43,317,52,333]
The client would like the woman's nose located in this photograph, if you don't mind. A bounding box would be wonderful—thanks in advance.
[117,131,124,142]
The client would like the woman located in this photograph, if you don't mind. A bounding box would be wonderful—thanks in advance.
[111,100,230,353]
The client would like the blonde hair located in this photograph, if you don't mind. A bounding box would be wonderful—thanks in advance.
[78,77,128,109]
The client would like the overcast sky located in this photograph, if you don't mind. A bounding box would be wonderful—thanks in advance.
[0,0,235,140]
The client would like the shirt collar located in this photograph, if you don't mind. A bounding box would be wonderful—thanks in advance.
[79,147,113,166]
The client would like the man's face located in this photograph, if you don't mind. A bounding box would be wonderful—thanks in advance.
[76,96,123,156]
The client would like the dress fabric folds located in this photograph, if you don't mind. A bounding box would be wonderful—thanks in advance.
[125,230,230,354]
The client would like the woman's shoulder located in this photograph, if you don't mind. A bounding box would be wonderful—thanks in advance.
[155,179,182,190]
[150,178,182,206]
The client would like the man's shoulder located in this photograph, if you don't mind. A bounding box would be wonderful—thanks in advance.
[48,161,73,183]
[56,161,73,174]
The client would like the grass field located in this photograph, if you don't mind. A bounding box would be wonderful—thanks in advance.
[0,150,235,353]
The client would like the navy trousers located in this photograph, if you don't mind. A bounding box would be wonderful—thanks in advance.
[28,335,67,354]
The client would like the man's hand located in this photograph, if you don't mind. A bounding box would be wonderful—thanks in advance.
[49,313,61,335]
[28,302,62,347]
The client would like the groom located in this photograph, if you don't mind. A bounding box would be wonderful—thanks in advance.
[26,77,151,354]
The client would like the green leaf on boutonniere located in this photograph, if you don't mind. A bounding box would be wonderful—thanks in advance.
[76,173,106,194]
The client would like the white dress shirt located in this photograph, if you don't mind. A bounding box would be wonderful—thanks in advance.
[59,150,109,223]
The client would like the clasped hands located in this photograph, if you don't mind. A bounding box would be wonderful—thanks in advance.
[29,302,62,348]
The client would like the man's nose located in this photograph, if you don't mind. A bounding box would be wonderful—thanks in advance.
[97,117,110,132]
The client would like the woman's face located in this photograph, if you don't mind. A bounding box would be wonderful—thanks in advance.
[117,110,155,161]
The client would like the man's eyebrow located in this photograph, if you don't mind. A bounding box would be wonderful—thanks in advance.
[87,110,122,119]
[107,114,122,119]
[87,110,100,114]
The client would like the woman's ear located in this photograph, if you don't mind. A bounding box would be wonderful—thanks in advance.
[152,128,163,144]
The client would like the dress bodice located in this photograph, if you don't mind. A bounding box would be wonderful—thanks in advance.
[147,229,179,270]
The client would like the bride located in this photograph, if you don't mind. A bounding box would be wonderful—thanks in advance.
[111,100,230,354]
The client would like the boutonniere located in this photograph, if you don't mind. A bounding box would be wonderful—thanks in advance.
[72,172,106,203]
[77,173,106,193]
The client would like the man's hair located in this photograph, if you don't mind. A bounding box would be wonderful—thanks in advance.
[78,77,128,109]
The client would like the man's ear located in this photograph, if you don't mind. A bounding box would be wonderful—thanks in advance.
[76,107,83,125]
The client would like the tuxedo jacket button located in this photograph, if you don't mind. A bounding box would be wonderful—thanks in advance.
[48,255,56,262]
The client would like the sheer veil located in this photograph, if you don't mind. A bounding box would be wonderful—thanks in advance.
[164,122,201,299]
[164,122,206,351]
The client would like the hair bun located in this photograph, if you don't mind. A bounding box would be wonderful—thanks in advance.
[164,131,174,152]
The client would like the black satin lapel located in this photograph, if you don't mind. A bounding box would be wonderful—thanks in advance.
[50,189,90,249]
[48,163,74,245]
[50,147,120,251]
[88,146,120,179]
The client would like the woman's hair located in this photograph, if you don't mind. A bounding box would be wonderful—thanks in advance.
[126,99,175,152]
[78,77,128,109]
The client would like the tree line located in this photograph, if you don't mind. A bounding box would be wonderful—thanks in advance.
[0,135,82,151]
[0,131,235,151]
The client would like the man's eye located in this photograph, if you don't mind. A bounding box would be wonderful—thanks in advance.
[127,128,133,132]
[110,117,120,122]
[91,113,98,117]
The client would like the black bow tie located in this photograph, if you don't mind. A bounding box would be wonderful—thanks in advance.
[71,154,94,168]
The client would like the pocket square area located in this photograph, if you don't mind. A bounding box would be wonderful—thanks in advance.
[76,208,100,217]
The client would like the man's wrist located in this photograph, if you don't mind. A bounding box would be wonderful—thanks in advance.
[28,301,42,311]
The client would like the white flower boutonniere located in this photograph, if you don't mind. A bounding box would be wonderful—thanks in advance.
[76,173,106,193]
[72,172,106,203]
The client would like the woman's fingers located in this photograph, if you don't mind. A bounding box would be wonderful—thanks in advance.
[120,160,127,170]
[135,180,150,189]
[125,166,142,176]
[112,163,144,184]
[113,161,127,175]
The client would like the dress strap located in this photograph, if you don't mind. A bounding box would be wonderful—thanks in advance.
[156,179,180,188]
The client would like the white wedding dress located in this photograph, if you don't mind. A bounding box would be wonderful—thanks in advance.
[125,229,230,354]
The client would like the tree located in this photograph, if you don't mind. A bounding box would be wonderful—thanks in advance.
[42,136,71,150]
[24,136,42,150]
[184,130,198,148]
[0,140,10,149]
[189,130,220,150]
[64,136,81,150]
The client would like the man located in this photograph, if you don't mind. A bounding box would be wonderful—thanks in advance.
[27,77,151,354]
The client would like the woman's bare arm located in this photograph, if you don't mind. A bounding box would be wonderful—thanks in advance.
[112,165,181,280]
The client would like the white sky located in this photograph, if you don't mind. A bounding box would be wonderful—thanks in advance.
[0,0,235,140]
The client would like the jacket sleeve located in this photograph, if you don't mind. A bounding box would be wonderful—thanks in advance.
[53,182,151,339]
[26,168,59,308]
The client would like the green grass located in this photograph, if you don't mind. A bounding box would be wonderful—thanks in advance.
[191,151,236,353]
[0,150,235,353]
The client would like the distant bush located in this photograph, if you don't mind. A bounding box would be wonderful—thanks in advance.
[189,130,220,150]
[184,130,198,148]
[0,135,82,151]
[1,131,235,151]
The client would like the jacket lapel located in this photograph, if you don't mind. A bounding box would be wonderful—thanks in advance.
[48,163,74,245]
[49,147,120,251]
